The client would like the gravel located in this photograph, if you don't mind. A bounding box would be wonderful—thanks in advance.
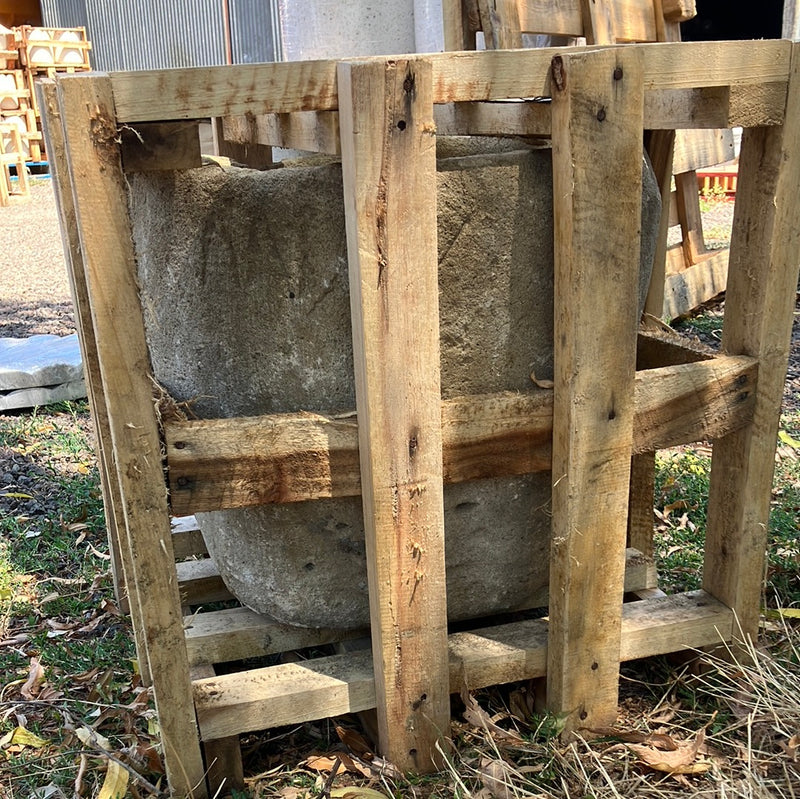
[0,180,75,338]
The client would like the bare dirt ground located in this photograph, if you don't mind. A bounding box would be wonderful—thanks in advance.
[1,181,75,338]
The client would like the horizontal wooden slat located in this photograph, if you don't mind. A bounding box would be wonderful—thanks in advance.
[222,111,341,155]
[673,129,734,174]
[106,41,791,123]
[663,249,730,321]
[181,547,656,666]
[171,515,207,559]
[176,559,231,605]
[165,355,756,515]
[193,590,733,740]
[184,607,367,666]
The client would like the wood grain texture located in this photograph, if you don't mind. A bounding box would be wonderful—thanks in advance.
[164,356,755,514]
[580,0,616,44]
[38,80,145,682]
[212,117,273,169]
[477,0,523,49]
[663,249,729,321]
[338,58,450,773]
[222,111,341,155]
[192,590,732,741]
[119,121,202,172]
[547,48,644,731]
[107,41,792,122]
[704,42,800,640]
[673,128,734,174]
[54,74,207,797]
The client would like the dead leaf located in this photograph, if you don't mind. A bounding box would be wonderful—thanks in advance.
[0,726,49,750]
[302,753,371,779]
[479,757,515,799]
[461,690,524,744]
[329,788,388,799]
[628,729,712,775]
[529,371,554,390]
[335,725,373,759]
[591,726,678,750]
[75,725,112,751]
[96,759,129,799]
[20,657,45,700]
[783,734,799,761]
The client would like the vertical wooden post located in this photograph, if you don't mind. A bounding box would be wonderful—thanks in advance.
[548,48,644,730]
[337,58,450,773]
[55,74,207,798]
[37,80,141,633]
[703,43,800,640]
[580,0,616,43]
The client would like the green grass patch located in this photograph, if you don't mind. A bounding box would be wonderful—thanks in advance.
[654,426,800,608]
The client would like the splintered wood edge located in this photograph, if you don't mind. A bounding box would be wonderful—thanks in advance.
[192,590,734,741]
[179,546,657,667]
[164,354,757,515]
[103,41,792,123]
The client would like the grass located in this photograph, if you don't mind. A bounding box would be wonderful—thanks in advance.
[0,326,798,797]
[653,420,800,609]
[0,401,153,799]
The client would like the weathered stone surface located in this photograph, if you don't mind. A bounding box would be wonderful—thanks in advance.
[130,141,659,629]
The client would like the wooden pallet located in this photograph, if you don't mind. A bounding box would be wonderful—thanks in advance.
[0,121,30,205]
[16,26,92,71]
[39,39,800,797]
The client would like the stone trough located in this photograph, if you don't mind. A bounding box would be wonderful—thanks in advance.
[130,139,660,630]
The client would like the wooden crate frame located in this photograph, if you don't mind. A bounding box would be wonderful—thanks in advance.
[39,39,800,798]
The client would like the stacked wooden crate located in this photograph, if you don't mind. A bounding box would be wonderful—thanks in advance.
[1,25,91,164]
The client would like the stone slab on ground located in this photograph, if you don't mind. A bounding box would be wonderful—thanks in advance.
[0,334,86,410]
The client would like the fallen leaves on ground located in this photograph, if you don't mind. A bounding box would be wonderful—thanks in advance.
[625,728,713,776]
[461,688,525,745]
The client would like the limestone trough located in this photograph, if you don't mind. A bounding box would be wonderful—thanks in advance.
[131,140,660,629]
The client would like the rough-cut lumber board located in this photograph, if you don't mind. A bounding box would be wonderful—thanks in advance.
[580,0,616,44]
[663,249,729,321]
[176,559,231,606]
[190,665,244,796]
[477,0,523,49]
[185,607,367,667]
[433,83,787,144]
[38,82,142,663]
[338,58,450,773]
[547,48,643,731]
[119,121,202,172]
[673,129,734,174]
[171,516,208,559]
[674,170,706,263]
[222,111,341,155]
[107,41,792,122]
[164,355,757,514]
[54,74,207,797]
[212,116,272,169]
[661,0,695,21]
[193,590,733,741]
[181,547,656,668]
[784,0,800,39]
[634,357,756,449]
[636,329,713,368]
[704,42,800,641]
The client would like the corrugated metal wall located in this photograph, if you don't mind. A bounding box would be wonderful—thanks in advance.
[41,0,276,71]
[229,0,276,64]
